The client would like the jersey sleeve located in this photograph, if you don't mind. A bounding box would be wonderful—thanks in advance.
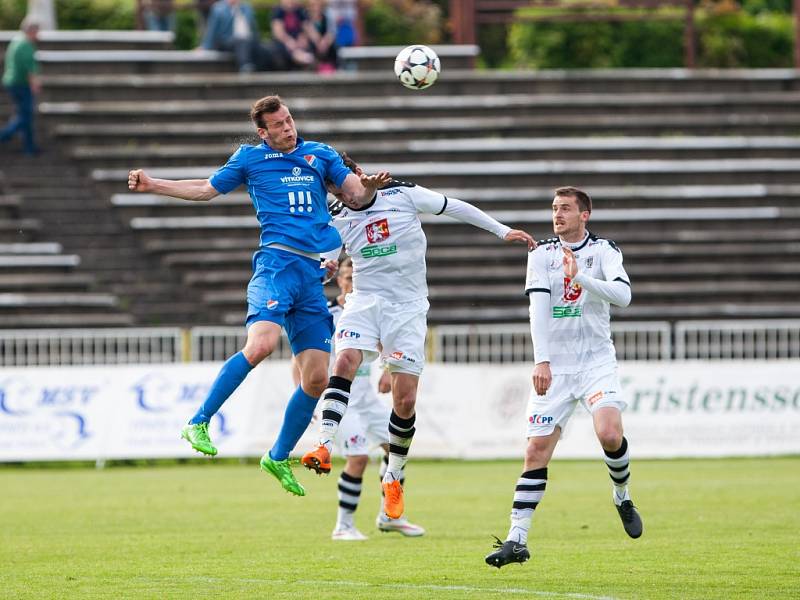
[601,241,630,285]
[209,146,248,194]
[320,144,351,188]
[524,248,550,296]
[408,185,448,214]
[572,241,631,307]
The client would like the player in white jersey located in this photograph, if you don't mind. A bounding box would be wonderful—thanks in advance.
[322,258,426,540]
[485,186,643,569]
[302,153,535,521]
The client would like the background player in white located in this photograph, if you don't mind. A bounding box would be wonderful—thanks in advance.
[302,153,536,521]
[316,257,426,540]
[485,186,642,569]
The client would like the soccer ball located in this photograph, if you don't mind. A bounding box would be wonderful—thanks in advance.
[394,45,440,90]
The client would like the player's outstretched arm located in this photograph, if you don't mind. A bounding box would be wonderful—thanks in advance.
[439,198,535,249]
[127,169,219,202]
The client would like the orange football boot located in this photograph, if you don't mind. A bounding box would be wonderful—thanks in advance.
[301,444,331,475]
[382,479,404,519]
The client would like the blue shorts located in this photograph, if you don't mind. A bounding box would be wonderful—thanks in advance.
[246,247,333,355]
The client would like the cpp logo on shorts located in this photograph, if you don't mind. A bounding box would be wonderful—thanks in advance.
[266,299,279,310]
[337,329,361,339]
[529,414,554,425]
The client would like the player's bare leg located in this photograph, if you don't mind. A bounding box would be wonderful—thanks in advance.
[594,407,642,538]
[486,428,560,568]
[302,348,362,474]
[382,372,418,519]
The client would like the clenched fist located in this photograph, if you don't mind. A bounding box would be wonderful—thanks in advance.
[128,169,153,192]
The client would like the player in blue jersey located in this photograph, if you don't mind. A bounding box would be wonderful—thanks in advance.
[127,95,389,496]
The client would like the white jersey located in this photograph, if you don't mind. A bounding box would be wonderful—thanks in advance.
[331,182,448,303]
[328,299,373,406]
[524,232,631,374]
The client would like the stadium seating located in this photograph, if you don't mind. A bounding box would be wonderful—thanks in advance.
[1,32,799,327]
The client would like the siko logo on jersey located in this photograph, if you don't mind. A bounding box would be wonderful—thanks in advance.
[562,277,583,302]
[365,218,391,243]
[304,154,317,167]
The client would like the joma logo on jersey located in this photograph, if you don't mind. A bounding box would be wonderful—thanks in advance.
[264,152,282,159]
[552,306,582,318]
[361,244,397,259]
[365,218,391,243]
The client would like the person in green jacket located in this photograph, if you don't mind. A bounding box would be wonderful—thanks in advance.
[1,18,41,155]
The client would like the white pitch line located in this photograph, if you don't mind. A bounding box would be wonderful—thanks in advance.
[165,576,619,600]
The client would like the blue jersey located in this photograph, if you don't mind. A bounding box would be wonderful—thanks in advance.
[209,138,350,253]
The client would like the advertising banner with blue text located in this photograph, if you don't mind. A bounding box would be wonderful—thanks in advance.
[0,360,797,461]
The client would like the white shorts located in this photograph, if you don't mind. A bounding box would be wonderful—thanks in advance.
[334,291,428,376]
[525,363,627,437]
[334,376,391,456]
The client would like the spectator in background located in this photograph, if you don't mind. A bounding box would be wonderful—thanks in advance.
[195,0,217,38]
[305,0,338,73]
[0,18,41,156]
[271,0,315,70]
[143,0,175,32]
[327,0,357,48]
[201,0,260,72]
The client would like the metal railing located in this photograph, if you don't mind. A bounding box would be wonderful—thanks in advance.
[431,321,671,363]
[0,328,183,366]
[675,319,800,360]
[190,326,293,362]
[1,320,798,366]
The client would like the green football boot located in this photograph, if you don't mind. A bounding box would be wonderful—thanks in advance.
[260,453,305,496]
[180,422,218,456]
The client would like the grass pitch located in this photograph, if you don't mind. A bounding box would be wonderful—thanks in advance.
[2,457,798,599]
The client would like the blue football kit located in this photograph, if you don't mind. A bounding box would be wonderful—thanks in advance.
[188,137,352,463]
[210,137,350,350]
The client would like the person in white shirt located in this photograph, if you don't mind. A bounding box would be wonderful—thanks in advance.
[485,186,642,569]
[302,153,535,522]
[318,257,426,541]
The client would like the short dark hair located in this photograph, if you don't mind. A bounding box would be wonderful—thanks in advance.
[554,186,592,213]
[338,151,359,174]
[250,95,285,129]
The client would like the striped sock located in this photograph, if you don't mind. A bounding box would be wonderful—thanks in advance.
[318,376,351,447]
[385,411,415,480]
[336,471,362,529]
[604,437,631,504]
[506,467,547,545]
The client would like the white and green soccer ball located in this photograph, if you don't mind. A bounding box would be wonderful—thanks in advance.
[394,45,440,90]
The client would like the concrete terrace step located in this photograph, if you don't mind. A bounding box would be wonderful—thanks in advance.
[42,91,800,123]
[0,293,118,308]
[95,157,800,188]
[0,313,135,328]
[39,69,800,102]
[75,136,800,168]
[339,44,479,71]
[0,272,95,290]
[0,254,80,268]
[0,242,62,254]
[55,113,800,146]
[37,49,234,75]
[0,30,174,51]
